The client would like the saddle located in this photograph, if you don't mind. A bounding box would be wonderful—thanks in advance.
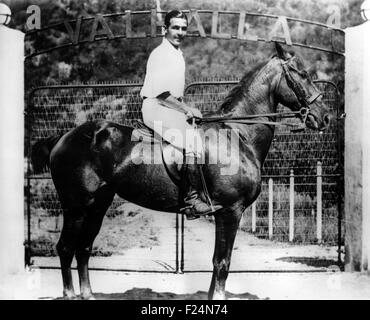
[132,120,220,219]
[131,120,158,143]
[131,120,185,183]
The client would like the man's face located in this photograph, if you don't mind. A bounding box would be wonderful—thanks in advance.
[165,17,188,48]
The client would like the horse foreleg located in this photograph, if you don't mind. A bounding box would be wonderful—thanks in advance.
[75,185,115,300]
[208,207,243,300]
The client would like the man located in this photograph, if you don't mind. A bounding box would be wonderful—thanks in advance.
[140,10,222,219]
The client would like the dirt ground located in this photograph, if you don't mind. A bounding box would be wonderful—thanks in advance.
[5,206,370,300]
[2,269,370,300]
[31,205,341,272]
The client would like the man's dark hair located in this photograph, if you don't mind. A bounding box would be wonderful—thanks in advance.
[164,10,188,28]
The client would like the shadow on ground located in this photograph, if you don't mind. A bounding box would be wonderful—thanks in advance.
[51,288,264,300]
[276,257,343,270]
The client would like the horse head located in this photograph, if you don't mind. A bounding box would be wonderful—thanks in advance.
[273,42,331,131]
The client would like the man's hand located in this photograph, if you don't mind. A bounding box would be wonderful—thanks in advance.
[158,94,203,121]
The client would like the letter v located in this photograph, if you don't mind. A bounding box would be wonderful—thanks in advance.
[64,16,83,44]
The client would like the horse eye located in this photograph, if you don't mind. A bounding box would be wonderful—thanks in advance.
[301,71,309,79]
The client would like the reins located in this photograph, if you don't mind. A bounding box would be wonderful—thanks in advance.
[193,56,321,132]
[198,108,308,128]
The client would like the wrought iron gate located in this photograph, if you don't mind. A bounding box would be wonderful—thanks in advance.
[25,79,343,272]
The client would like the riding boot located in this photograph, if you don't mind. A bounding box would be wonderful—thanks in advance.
[181,161,222,220]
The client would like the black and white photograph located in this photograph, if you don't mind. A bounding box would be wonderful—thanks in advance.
[0,0,370,304]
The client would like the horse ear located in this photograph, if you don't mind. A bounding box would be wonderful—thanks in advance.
[275,42,288,60]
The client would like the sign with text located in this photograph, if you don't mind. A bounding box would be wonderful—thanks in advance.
[25,9,344,59]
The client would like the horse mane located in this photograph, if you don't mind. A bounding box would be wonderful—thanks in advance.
[219,60,268,113]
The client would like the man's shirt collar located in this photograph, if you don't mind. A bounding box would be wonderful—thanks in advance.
[162,37,183,55]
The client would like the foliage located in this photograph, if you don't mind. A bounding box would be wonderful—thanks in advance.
[8,0,363,94]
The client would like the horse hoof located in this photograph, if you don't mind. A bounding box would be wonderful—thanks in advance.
[63,292,78,300]
[81,292,96,300]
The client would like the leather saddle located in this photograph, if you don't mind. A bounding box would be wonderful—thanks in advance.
[132,121,220,219]
[131,120,158,143]
[131,120,185,183]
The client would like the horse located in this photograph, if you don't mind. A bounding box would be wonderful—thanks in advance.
[31,43,330,300]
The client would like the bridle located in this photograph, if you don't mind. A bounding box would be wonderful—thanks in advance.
[198,56,323,131]
[278,56,322,127]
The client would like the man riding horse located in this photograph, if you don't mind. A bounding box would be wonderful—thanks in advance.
[140,10,222,219]
[31,10,330,298]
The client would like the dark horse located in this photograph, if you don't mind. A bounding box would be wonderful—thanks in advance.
[31,44,330,300]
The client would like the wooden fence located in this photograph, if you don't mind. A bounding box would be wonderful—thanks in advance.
[251,162,325,242]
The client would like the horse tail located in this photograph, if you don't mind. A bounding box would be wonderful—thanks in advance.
[31,134,63,174]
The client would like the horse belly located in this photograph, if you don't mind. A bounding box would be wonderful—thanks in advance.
[114,163,179,212]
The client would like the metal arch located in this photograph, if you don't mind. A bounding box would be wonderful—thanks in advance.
[24,37,344,61]
[24,10,345,60]
[25,10,345,35]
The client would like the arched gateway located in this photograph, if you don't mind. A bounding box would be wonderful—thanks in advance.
[0,5,369,298]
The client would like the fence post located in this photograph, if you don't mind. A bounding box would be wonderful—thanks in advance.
[175,212,179,273]
[289,169,295,242]
[268,178,273,240]
[251,201,256,233]
[176,212,185,274]
[181,211,185,273]
[317,161,322,244]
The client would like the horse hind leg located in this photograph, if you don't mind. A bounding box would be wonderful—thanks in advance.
[74,185,115,300]
[56,185,114,300]
[56,210,84,300]
[208,207,243,300]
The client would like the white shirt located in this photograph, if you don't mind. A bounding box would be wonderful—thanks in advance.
[140,38,185,99]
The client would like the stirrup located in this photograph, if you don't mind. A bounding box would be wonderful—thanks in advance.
[180,205,201,220]
[180,203,223,220]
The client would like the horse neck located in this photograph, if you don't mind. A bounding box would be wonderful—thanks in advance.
[218,61,279,164]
